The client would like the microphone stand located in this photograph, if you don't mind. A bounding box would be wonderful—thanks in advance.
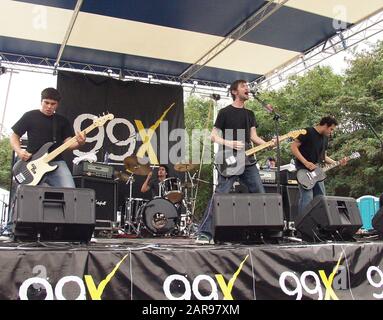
[363,117,383,152]
[252,95,282,195]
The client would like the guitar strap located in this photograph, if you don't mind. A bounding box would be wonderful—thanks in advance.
[52,113,57,143]
[319,136,328,164]
[244,109,256,161]
[245,108,250,143]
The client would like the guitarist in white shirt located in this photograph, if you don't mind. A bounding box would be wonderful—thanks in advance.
[290,116,347,218]
[196,80,275,244]
[10,87,86,188]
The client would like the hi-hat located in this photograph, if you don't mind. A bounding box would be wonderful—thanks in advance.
[174,162,197,172]
[114,170,131,182]
[123,155,151,176]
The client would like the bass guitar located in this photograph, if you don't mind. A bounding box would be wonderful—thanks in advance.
[296,152,360,190]
[215,129,306,177]
[13,113,114,185]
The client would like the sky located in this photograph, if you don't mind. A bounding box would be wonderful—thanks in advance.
[0,30,382,137]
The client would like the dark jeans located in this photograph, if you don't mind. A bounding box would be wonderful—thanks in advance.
[297,180,326,217]
[198,164,265,238]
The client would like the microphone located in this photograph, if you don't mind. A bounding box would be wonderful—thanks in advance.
[211,93,221,101]
[249,89,258,97]
[250,89,274,114]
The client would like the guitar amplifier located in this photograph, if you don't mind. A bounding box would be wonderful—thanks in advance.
[73,162,114,179]
[280,170,297,185]
[259,169,276,184]
[260,169,297,185]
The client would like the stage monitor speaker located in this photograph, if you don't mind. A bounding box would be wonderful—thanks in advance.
[74,176,117,223]
[12,185,95,242]
[372,207,383,234]
[213,193,284,243]
[295,195,362,242]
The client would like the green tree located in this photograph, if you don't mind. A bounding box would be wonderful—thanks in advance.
[184,95,215,221]
[0,138,12,190]
[247,66,344,168]
[325,41,383,198]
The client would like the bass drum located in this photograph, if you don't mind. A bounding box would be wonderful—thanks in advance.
[141,198,179,235]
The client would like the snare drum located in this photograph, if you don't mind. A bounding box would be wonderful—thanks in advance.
[125,198,148,223]
[159,177,183,203]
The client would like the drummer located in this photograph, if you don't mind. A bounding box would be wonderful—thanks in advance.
[141,164,169,199]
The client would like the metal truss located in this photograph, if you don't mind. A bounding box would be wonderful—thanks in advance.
[55,0,84,68]
[1,5,382,93]
[179,0,290,83]
[252,9,383,91]
[0,51,231,88]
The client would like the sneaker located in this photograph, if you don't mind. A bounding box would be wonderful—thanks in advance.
[0,235,11,242]
[195,233,214,245]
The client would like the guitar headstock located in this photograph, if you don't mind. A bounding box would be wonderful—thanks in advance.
[349,152,361,160]
[93,113,114,127]
[288,129,307,139]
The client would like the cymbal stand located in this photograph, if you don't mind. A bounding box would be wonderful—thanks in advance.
[180,170,197,236]
[124,173,140,235]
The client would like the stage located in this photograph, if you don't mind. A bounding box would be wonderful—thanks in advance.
[0,236,382,300]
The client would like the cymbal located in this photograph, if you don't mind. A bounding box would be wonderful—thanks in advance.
[174,162,197,172]
[123,155,151,176]
[114,170,131,182]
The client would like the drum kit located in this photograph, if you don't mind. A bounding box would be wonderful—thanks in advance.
[116,155,202,237]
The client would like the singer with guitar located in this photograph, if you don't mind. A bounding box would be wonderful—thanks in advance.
[290,116,347,217]
[10,87,86,188]
[196,79,276,244]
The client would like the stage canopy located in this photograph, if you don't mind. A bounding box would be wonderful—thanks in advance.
[0,0,382,87]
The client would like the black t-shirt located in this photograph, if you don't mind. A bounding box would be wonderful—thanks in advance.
[214,105,257,150]
[148,178,161,199]
[12,110,74,160]
[295,127,328,170]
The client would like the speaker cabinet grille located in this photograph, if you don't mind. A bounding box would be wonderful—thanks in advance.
[264,184,299,222]
[13,185,95,242]
[213,193,284,242]
[74,176,117,223]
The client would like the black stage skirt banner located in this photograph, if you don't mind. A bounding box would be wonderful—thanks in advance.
[2,242,383,300]
[57,71,184,167]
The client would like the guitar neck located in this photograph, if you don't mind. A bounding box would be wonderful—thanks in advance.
[322,157,348,172]
[44,124,96,162]
[244,133,290,157]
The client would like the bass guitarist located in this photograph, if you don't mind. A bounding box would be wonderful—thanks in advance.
[10,87,86,188]
[196,79,275,244]
[290,116,346,217]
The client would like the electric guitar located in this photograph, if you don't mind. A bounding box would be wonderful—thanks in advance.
[13,113,114,185]
[215,129,307,178]
[296,152,360,190]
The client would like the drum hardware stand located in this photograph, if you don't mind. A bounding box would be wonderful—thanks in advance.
[124,173,141,235]
[178,170,198,237]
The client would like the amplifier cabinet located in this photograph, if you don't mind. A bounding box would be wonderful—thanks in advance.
[74,176,117,223]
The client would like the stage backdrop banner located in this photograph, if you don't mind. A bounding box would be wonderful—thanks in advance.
[57,71,184,168]
[2,242,383,300]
